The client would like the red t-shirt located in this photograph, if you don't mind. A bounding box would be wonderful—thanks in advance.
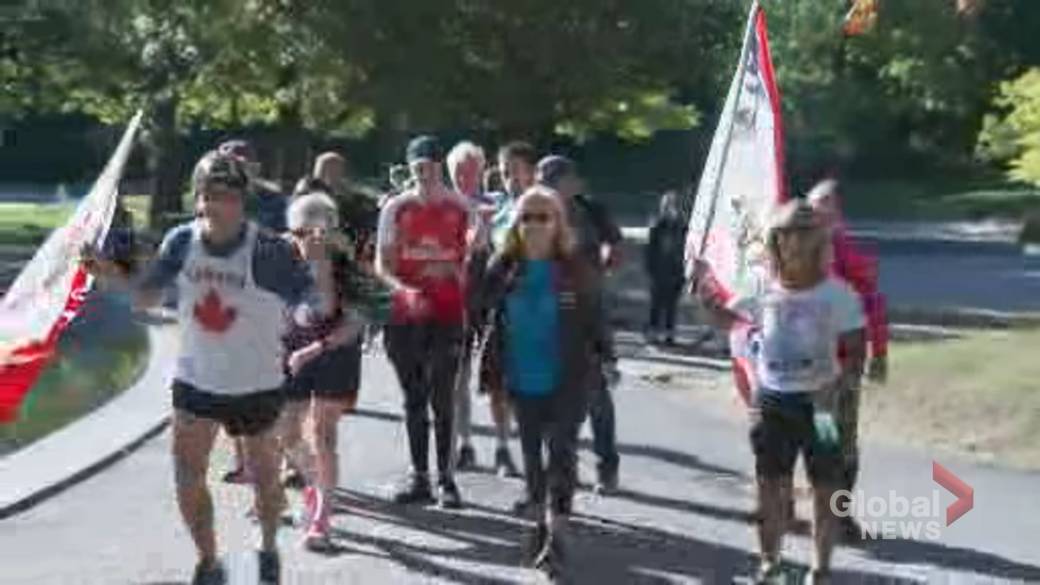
[378,189,470,325]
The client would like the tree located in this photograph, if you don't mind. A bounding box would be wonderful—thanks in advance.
[303,0,740,143]
[3,0,368,224]
[977,69,1040,187]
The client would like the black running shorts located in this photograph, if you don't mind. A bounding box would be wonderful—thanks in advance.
[286,342,362,401]
[172,380,284,437]
[748,390,843,486]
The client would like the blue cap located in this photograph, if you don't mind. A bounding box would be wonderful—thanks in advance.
[406,135,443,164]
[536,155,577,188]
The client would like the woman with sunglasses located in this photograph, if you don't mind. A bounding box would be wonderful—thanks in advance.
[279,190,364,550]
[476,186,605,577]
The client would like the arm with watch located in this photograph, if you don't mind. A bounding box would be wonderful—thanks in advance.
[286,307,365,376]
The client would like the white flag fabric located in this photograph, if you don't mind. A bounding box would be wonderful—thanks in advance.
[685,2,788,303]
[0,111,142,421]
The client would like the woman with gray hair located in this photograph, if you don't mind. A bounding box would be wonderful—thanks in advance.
[279,189,365,551]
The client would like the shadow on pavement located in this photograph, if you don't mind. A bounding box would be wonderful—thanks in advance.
[609,487,811,538]
[351,410,746,482]
[576,438,746,480]
[347,407,1040,581]
[324,489,899,584]
[860,536,1040,582]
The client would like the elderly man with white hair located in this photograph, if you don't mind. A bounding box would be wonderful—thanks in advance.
[445,140,505,471]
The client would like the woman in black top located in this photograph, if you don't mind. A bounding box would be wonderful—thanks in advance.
[644,190,687,345]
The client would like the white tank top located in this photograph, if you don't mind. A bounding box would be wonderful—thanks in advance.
[175,221,288,395]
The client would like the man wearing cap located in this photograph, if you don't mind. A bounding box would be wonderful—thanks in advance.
[218,139,289,235]
[375,135,472,508]
[215,139,293,485]
[82,150,336,585]
[537,155,624,495]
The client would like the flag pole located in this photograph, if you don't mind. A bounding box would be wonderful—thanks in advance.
[695,0,761,258]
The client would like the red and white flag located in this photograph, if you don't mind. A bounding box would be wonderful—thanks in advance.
[685,1,787,405]
[0,112,142,422]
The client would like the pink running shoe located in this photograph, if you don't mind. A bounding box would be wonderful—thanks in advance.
[303,487,330,551]
[302,486,319,527]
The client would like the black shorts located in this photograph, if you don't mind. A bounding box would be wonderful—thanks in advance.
[287,342,362,401]
[748,390,842,486]
[172,380,284,437]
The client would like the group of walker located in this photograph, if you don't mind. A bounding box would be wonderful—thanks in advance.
[84,131,885,584]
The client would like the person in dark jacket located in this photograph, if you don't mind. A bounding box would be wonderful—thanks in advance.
[644,190,687,345]
[476,186,605,575]
[536,155,622,494]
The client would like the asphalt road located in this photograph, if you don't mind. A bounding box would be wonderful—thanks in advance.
[1,344,1038,584]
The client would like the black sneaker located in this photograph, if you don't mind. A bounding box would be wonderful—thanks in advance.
[512,496,534,516]
[221,466,250,484]
[494,447,520,478]
[534,522,568,576]
[258,550,280,585]
[803,568,832,585]
[594,469,619,495]
[525,523,549,565]
[190,560,226,585]
[437,479,463,510]
[750,560,783,585]
[456,444,477,471]
[841,515,867,543]
[282,468,306,490]
[392,474,434,505]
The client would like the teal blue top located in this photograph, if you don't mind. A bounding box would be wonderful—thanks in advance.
[504,260,561,396]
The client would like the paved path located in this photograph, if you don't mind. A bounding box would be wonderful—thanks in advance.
[1,340,1038,584]
[623,223,1040,316]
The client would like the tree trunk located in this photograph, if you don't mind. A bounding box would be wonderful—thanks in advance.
[275,102,308,190]
[146,95,183,231]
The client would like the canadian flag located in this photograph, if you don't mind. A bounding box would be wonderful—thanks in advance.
[685,1,786,406]
[0,112,142,422]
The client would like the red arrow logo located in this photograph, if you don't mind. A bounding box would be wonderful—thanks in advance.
[933,461,974,526]
[193,289,237,333]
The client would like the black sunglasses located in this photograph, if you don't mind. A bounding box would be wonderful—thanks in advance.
[520,211,553,225]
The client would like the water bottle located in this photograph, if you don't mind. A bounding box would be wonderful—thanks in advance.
[813,409,841,452]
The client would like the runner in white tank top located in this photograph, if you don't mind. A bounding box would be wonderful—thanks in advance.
[176,220,288,394]
[83,150,335,585]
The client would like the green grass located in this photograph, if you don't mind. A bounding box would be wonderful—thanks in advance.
[0,202,75,247]
[861,328,1040,470]
[0,296,149,452]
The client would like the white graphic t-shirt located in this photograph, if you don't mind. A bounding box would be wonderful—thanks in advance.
[728,277,865,393]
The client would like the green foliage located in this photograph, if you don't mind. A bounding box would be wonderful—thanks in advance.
[4,0,1040,186]
[978,69,1040,187]
[0,294,149,450]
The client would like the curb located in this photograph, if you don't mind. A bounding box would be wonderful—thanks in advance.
[0,320,177,519]
[886,307,1040,330]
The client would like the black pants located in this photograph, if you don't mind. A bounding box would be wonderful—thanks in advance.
[649,279,682,334]
[514,392,584,516]
[385,323,464,480]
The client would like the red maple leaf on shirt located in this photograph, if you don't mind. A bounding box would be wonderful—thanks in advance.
[193,289,237,333]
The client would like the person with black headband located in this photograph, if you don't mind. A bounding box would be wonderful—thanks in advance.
[82,150,336,585]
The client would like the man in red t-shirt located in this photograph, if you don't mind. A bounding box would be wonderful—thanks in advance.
[376,135,472,508]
